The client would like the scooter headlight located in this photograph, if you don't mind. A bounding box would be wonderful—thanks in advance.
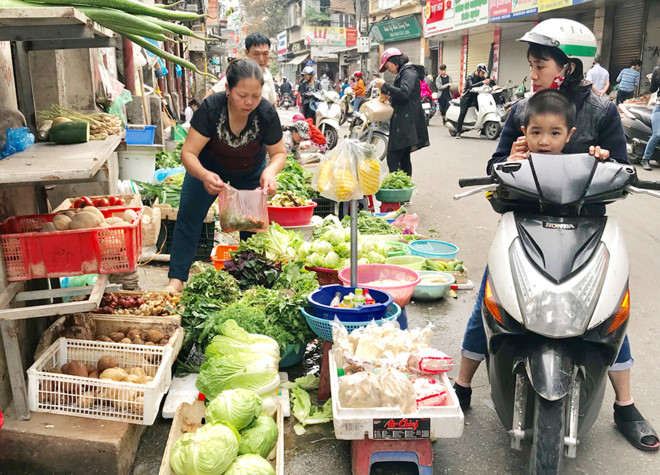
[510,239,609,338]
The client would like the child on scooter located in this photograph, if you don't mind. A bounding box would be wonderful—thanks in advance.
[508,89,609,160]
[511,89,576,158]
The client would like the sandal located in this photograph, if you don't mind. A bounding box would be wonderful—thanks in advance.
[162,285,182,293]
[614,413,660,452]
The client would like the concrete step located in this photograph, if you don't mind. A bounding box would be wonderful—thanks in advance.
[0,403,144,475]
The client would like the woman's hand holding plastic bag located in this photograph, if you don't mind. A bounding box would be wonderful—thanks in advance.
[218,184,270,233]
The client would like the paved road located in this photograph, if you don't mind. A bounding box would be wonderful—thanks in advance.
[131,111,660,475]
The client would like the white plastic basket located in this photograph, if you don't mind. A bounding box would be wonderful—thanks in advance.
[329,352,464,440]
[27,338,173,425]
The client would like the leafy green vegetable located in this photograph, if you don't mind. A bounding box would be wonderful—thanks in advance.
[238,414,278,458]
[290,386,333,426]
[156,142,182,169]
[341,210,402,235]
[276,155,317,199]
[223,250,282,291]
[224,454,275,475]
[136,181,182,207]
[237,223,304,263]
[205,320,280,362]
[196,353,280,402]
[381,170,415,189]
[294,374,320,391]
[169,422,239,475]
[205,389,263,431]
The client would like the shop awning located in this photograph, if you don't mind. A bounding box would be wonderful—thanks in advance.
[287,53,309,65]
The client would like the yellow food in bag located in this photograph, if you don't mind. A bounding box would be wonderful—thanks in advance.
[317,159,334,192]
[335,169,357,201]
[358,158,381,195]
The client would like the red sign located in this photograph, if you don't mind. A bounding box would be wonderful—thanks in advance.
[207,0,219,26]
[489,0,512,19]
[346,28,357,47]
[426,0,451,23]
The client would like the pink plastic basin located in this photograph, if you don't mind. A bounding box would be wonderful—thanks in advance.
[338,264,421,307]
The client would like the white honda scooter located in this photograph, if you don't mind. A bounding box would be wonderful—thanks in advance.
[313,90,341,150]
[445,85,502,140]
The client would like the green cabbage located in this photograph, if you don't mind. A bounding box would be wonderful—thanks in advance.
[322,228,345,247]
[196,353,279,401]
[260,395,278,417]
[367,251,386,264]
[294,374,320,391]
[306,252,325,268]
[205,320,280,362]
[311,239,333,254]
[336,242,351,258]
[238,414,278,458]
[205,389,263,431]
[223,454,274,475]
[170,422,239,475]
[324,251,341,269]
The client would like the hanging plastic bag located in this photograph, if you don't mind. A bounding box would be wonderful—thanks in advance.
[218,184,269,233]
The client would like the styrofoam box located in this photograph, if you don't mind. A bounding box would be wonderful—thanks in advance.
[28,338,173,425]
[329,352,464,440]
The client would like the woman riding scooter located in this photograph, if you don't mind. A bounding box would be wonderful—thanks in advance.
[453,18,659,453]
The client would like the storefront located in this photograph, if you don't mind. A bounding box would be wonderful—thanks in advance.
[609,1,646,86]
[441,39,463,86]
[371,14,424,67]
[466,30,494,77]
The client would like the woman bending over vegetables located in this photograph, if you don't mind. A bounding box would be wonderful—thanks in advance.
[166,59,287,292]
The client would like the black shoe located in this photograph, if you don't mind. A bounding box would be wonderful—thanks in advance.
[455,133,462,139]
[641,160,652,171]
[614,403,660,452]
[453,382,472,411]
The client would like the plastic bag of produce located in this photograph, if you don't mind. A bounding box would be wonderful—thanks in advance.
[376,369,416,414]
[218,184,269,233]
[337,371,381,408]
[414,376,448,408]
[407,348,453,375]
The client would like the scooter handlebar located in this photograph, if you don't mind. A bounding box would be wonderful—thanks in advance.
[458,176,493,188]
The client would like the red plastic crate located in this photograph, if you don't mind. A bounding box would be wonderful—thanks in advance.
[0,207,143,281]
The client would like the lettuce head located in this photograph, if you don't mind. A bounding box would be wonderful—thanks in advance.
[205,389,263,431]
[170,422,239,475]
[223,454,274,475]
[205,320,280,362]
[238,414,278,458]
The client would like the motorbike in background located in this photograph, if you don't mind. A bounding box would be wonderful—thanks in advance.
[620,98,660,164]
[279,93,293,110]
[455,153,660,473]
[313,90,341,150]
[340,87,355,125]
[422,95,436,125]
[445,85,502,140]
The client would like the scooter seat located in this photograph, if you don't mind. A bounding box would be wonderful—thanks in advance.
[450,99,461,107]
[629,106,653,128]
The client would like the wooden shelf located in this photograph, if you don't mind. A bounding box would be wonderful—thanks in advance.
[0,135,122,186]
[0,1,115,47]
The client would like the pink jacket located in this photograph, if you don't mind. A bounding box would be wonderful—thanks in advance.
[420,80,432,99]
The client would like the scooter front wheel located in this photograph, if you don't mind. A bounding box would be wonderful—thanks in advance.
[322,125,339,150]
[530,395,565,475]
[485,121,502,140]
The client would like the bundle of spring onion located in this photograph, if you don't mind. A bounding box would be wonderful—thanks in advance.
[38,105,122,140]
[13,0,216,79]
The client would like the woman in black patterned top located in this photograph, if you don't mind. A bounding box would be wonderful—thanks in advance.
[167,59,286,292]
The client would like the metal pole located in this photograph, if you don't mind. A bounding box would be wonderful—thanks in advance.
[350,199,358,287]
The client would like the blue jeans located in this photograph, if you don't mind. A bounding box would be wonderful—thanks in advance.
[642,104,660,160]
[462,268,633,371]
[353,97,364,114]
[168,160,265,282]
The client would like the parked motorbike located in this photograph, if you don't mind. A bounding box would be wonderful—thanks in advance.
[279,93,293,110]
[422,95,436,125]
[313,90,341,150]
[445,85,502,140]
[339,87,355,125]
[455,153,660,473]
[620,100,660,164]
[348,110,389,162]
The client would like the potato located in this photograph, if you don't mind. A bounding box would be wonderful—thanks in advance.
[144,341,155,346]
[132,337,144,345]
[142,329,164,343]
[100,367,128,382]
[158,338,169,346]
[98,336,113,343]
[128,367,147,384]
[52,214,71,230]
[123,374,140,384]
[126,329,141,340]
[123,209,138,223]
[119,337,132,344]
[41,222,56,233]
[96,387,118,406]
[85,364,96,374]
[105,217,125,225]
[83,206,105,222]
[61,360,88,378]
[127,396,144,414]
[97,355,118,373]
[88,369,99,379]
[69,211,101,230]
[63,210,75,219]
[78,391,96,409]
[109,332,125,342]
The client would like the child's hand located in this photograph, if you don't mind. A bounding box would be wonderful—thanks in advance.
[507,151,529,162]
[589,145,610,161]
[510,136,529,156]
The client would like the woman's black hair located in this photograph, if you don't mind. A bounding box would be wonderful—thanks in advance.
[527,43,584,96]
[523,89,576,130]
[225,59,264,89]
[389,53,410,71]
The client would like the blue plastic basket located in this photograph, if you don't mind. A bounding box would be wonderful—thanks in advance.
[301,303,401,342]
[125,125,156,145]
[409,240,459,259]
[307,284,393,322]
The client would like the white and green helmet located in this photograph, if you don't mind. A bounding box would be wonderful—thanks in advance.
[518,18,598,69]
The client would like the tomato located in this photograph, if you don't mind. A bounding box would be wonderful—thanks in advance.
[73,196,93,208]
[108,196,126,206]
[93,198,111,207]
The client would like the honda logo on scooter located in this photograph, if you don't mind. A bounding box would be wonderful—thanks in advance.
[543,222,576,229]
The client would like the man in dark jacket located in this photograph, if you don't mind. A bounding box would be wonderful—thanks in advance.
[280,77,292,96]
[300,66,321,123]
[456,63,491,138]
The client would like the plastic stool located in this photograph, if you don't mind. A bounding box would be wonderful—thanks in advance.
[317,340,333,403]
[366,195,375,213]
[398,307,408,330]
[379,202,401,213]
[351,438,433,475]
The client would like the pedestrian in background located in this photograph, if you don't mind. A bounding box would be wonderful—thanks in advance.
[367,73,379,96]
[616,60,642,105]
[373,48,429,177]
[436,64,452,122]
[353,71,366,113]
[586,53,610,96]
[340,78,350,98]
[640,60,660,171]
[300,66,320,122]
[425,73,437,94]
[184,99,199,124]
